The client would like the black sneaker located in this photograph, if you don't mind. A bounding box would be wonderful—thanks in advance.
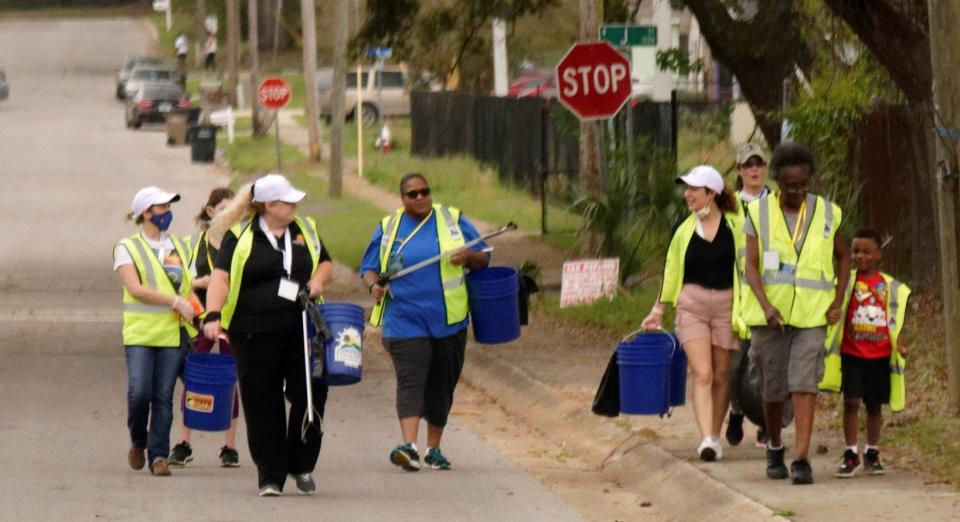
[791,459,814,485]
[725,413,745,446]
[766,447,788,479]
[290,473,316,494]
[835,449,861,478]
[389,443,421,472]
[258,483,282,497]
[219,446,240,467]
[424,447,452,470]
[168,441,193,466]
[864,449,885,475]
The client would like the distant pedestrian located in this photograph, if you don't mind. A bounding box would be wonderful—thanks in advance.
[203,174,333,497]
[361,173,490,472]
[114,186,197,477]
[641,165,745,462]
[175,32,188,69]
[821,228,911,478]
[169,188,241,468]
[726,142,773,449]
[740,142,850,485]
[203,32,217,71]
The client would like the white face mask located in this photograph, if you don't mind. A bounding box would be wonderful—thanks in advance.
[694,205,711,219]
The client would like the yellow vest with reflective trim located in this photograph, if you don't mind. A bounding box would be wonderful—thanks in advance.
[221,215,323,330]
[370,204,468,328]
[118,233,195,347]
[819,271,910,411]
[659,212,748,338]
[740,193,841,328]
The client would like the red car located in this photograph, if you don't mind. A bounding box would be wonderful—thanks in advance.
[506,74,556,98]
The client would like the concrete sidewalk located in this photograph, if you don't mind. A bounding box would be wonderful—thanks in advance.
[271,110,960,520]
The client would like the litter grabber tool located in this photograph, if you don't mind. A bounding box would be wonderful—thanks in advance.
[297,290,329,441]
[376,222,517,288]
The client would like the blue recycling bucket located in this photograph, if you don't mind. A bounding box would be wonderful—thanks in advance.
[183,353,237,431]
[467,266,521,344]
[616,331,677,416]
[316,302,365,386]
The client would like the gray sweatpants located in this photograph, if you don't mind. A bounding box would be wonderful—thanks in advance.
[383,329,467,427]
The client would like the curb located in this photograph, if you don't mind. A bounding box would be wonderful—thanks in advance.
[462,347,788,521]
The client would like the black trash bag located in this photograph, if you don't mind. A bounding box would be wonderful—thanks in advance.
[518,274,539,326]
[737,342,793,429]
[592,350,620,417]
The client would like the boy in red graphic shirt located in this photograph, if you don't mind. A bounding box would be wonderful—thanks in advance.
[821,228,911,478]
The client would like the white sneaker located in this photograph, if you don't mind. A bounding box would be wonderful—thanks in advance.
[697,437,722,462]
[258,484,282,497]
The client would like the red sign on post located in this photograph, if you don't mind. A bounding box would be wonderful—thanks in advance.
[555,42,631,120]
[258,76,291,110]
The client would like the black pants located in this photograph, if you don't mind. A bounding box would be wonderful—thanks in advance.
[383,330,467,428]
[232,328,328,489]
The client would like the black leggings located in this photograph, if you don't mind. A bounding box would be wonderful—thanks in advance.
[232,328,328,489]
[383,330,467,428]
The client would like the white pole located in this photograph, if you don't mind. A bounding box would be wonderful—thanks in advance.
[357,65,364,178]
[651,0,672,102]
[166,5,172,32]
[492,18,509,96]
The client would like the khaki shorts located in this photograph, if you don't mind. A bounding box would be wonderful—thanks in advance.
[749,326,826,402]
[674,284,739,350]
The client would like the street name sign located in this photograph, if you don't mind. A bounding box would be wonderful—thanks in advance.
[599,25,657,47]
[555,41,632,120]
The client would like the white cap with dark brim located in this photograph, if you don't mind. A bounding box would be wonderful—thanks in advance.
[131,186,181,217]
[675,165,725,194]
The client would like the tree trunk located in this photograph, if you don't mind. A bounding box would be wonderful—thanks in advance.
[329,0,349,198]
[301,0,322,162]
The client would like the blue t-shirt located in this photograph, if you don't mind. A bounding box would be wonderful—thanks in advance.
[360,210,488,339]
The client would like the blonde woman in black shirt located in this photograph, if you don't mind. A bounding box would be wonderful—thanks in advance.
[641,166,745,462]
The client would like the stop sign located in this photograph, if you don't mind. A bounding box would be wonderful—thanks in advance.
[555,42,631,120]
[258,76,292,110]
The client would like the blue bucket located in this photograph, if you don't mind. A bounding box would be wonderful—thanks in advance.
[317,302,365,386]
[467,266,521,344]
[668,341,687,407]
[616,332,677,416]
[183,353,237,431]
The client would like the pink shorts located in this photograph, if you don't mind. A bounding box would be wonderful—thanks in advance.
[674,284,739,350]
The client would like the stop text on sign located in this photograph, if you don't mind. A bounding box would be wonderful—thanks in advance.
[560,63,628,97]
[258,77,291,110]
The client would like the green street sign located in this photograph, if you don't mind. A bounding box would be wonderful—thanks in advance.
[599,25,657,47]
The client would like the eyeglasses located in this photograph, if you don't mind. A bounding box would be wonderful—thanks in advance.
[404,188,431,199]
[740,160,765,169]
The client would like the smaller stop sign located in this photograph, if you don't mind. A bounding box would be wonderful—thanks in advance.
[555,41,631,120]
[258,77,291,110]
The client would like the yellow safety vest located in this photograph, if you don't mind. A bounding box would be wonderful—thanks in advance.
[819,271,910,411]
[370,204,468,328]
[221,215,323,330]
[117,233,195,347]
[659,212,747,338]
[739,193,841,328]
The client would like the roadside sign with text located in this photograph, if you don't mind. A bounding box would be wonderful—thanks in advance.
[599,25,657,47]
[555,41,632,120]
[560,258,620,308]
[258,77,291,110]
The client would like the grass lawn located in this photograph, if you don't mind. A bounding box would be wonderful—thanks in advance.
[536,283,666,336]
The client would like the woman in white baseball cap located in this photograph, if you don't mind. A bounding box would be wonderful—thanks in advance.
[203,173,333,496]
[114,186,199,477]
[640,165,747,462]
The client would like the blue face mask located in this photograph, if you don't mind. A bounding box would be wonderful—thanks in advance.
[150,211,173,231]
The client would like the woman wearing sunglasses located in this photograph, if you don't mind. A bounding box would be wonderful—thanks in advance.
[361,173,490,472]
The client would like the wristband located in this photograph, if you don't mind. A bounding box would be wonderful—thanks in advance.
[203,311,222,324]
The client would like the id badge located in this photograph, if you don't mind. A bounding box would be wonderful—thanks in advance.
[388,253,404,273]
[762,251,780,271]
[277,277,299,302]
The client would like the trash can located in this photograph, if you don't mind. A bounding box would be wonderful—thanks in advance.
[190,124,217,163]
[166,113,188,146]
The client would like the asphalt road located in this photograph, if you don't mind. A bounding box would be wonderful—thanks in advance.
[0,17,583,521]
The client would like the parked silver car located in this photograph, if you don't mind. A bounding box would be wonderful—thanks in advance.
[116,57,178,99]
[123,66,181,100]
[316,66,409,127]
[0,70,8,103]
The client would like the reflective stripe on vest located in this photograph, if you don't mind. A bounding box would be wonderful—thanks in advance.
[119,233,193,347]
[220,216,321,330]
[370,205,468,328]
[740,193,840,328]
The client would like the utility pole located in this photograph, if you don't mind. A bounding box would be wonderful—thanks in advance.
[329,0,349,198]
[579,0,602,253]
[248,0,266,136]
[300,0,322,161]
[226,0,240,105]
[928,0,960,411]
[195,0,206,69]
